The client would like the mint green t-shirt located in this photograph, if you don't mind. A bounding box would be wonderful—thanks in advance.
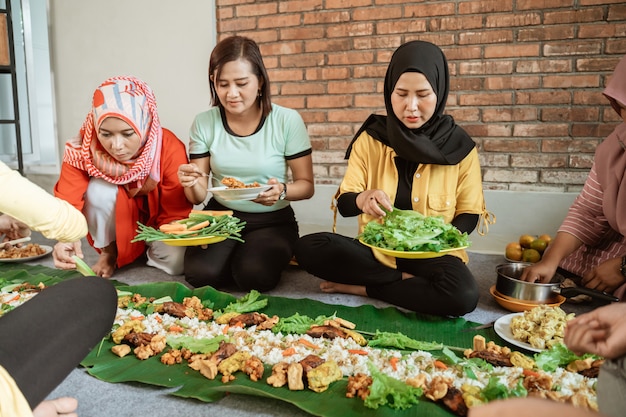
[188,104,311,213]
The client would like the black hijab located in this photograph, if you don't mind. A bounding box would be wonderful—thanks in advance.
[346,40,475,165]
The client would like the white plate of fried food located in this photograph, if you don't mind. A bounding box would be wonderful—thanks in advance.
[0,244,52,263]
[208,177,271,201]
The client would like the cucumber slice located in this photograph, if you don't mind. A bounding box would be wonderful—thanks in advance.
[72,255,96,276]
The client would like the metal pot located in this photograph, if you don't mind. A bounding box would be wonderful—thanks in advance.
[495,262,619,304]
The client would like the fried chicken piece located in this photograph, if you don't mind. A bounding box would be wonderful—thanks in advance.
[523,373,553,393]
[159,301,187,318]
[182,296,213,320]
[306,325,347,339]
[468,350,512,367]
[287,362,304,391]
[111,344,132,358]
[123,331,154,347]
[424,375,451,401]
[242,356,264,382]
[161,349,185,365]
[299,354,325,375]
[267,362,288,387]
[346,373,372,400]
[210,341,237,364]
[440,386,469,417]
[229,312,270,327]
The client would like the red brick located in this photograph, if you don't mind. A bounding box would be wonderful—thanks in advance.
[307,95,353,109]
[450,77,483,91]
[327,22,374,38]
[268,68,305,82]
[446,107,481,122]
[328,109,373,123]
[516,0,575,10]
[541,171,589,185]
[258,14,301,30]
[484,76,541,90]
[517,26,575,42]
[429,16,483,31]
[405,3,456,17]
[353,6,402,21]
[516,59,572,73]
[261,41,303,56]
[542,74,601,89]
[544,9,604,25]
[576,58,622,72]
[280,82,326,96]
[568,154,595,169]
[543,41,602,56]
[303,10,351,25]
[541,107,600,122]
[482,108,538,122]
[485,13,541,28]
[217,17,257,32]
[235,3,277,17]
[458,30,514,45]
[272,96,304,109]
[608,5,626,21]
[459,93,514,106]
[279,0,324,13]
[458,61,514,75]
[327,51,375,66]
[513,123,570,137]
[458,0,513,14]
[516,91,571,105]
[376,20,427,35]
[305,67,351,81]
[281,53,325,68]
[485,44,540,58]
[328,80,376,94]
[279,27,326,41]
[511,154,567,168]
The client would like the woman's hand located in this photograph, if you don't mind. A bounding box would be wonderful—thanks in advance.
[564,302,626,358]
[254,178,284,206]
[53,241,83,270]
[518,260,558,283]
[581,257,625,293]
[177,163,207,188]
[356,189,393,218]
[0,214,31,242]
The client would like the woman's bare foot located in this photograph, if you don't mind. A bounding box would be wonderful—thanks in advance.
[92,242,117,278]
[33,397,78,417]
[320,281,367,297]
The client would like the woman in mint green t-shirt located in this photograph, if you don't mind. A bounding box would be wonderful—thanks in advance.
[177,35,314,292]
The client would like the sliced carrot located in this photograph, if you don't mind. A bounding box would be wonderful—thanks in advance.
[233,321,244,328]
[169,324,184,333]
[188,220,210,231]
[282,347,297,356]
[154,315,163,323]
[298,338,320,350]
[159,223,187,232]
[222,325,230,334]
[348,349,369,355]
[8,294,20,302]
[131,315,145,321]
[389,356,399,371]
[522,369,540,378]
[433,360,448,370]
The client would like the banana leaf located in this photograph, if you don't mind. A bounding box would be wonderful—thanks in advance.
[1,264,501,417]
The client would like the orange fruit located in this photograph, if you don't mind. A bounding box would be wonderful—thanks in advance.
[519,234,536,249]
[505,242,523,261]
[530,238,548,253]
[538,234,552,246]
[522,248,541,263]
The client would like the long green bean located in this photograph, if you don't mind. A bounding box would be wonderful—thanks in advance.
[132,214,246,243]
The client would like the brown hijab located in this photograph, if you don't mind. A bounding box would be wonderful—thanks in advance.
[346,40,475,164]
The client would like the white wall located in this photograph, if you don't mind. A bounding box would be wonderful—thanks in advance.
[48,0,216,156]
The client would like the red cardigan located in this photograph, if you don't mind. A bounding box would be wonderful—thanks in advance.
[54,128,193,267]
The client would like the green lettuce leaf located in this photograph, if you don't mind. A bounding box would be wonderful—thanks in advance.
[364,362,423,410]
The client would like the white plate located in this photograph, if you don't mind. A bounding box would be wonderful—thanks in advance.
[493,312,545,353]
[208,185,272,201]
[0,245,53,263]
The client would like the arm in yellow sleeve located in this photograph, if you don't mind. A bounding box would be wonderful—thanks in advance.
[0,162,87,242]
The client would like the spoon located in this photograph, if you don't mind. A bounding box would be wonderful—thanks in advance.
[4,236,31,246]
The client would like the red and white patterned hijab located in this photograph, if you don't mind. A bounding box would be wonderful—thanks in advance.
[62,75,162,197]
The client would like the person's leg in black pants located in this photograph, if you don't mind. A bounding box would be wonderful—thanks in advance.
[0,277,117,409]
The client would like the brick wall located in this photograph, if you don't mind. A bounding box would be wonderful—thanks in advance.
[215,0,626,191]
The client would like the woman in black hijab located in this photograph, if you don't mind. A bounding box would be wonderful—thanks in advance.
[295,41,490,317]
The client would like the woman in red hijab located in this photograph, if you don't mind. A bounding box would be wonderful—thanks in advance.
[53,76,192,277]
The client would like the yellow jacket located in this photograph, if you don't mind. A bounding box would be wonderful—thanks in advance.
[339,132,489,267]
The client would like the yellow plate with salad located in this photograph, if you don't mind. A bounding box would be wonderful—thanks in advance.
[160,235,227,247]
[359,238,468,259]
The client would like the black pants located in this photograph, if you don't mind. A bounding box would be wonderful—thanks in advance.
[294,232,479,317]
[0,277,117,409]
[184,202,299,292]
